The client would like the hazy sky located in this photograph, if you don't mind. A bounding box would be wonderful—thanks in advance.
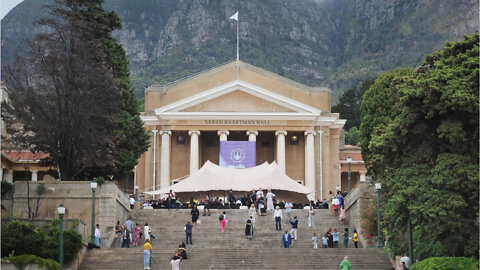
[1,0,24,19]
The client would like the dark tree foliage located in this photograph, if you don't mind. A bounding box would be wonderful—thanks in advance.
[68,0,149,180]
[2,0,149,180]
[360,34,479,259]
[2,0,120,180]
[332,78,375,130]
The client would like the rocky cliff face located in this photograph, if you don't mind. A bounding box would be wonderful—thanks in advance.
[2,0,478,99]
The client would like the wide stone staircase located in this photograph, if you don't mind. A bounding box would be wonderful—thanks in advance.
[79,208,393,270]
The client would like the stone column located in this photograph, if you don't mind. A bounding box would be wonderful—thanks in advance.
[246,130,258,141]
[304,130,316,197]
[275,130,287,173]
[160,130,171,190]
[151,130,158,191]
[360,171,367,182]
[31,170,38,182]
[5,169,13,183]
[188,130,201,174]
[217,130,230,141]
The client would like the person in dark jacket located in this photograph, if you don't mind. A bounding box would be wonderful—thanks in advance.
[289,216,298,241]
[185,221,193,245]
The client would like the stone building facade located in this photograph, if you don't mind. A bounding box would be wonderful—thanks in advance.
[137,61,346,200]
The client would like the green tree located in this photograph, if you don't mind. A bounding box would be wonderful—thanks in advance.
[1,0,120,180]
[332,78,375,130]
[360,34,479,259]
[344,126,360,145]
[73,0,149,180]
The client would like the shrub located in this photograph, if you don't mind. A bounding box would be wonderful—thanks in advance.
[1,219,82,265]
[410,257,478,270]
[2,254,60,270]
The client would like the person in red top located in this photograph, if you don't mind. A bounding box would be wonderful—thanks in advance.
[169,190,177,212]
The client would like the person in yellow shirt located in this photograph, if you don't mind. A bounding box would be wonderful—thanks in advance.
[353,229,359,248]
[143,239,152,270]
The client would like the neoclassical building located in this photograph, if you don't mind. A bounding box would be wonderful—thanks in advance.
[137,61,346,200]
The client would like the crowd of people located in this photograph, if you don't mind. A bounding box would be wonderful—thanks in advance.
[112,188,357,269]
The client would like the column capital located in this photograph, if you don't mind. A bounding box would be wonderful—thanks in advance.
[217,130,230,136]
[246,130,258,136]
[188,130,201,136]
[275,130,287,136]
[317,130,324,136]
[304,130,316,136]
[152,129,158,134]
[160,130,171,136]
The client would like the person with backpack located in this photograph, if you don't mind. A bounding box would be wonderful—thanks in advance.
[122,225,130,248]
[219,211,227,233]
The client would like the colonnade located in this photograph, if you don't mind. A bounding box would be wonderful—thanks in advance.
[149,129,318,193]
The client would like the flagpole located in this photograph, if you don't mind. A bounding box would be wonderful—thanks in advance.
[236,14,239,63]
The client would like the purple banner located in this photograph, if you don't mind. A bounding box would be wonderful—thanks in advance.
[219,141,256,168]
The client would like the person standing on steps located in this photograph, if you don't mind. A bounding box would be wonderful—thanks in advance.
[290,216,298,241]
[115,221,122,248]
[94,224,101,247]
[143,239,152,270]
[327,228,333,248]
[132,223,141,247]
[339,256,352,270]
[282,230,292,248]
[307,206,315,227]
[340,205,347,225]
[169,189,178,212]
[248,204,257,223]
[332,228,341,248]
[322,233,328,248]
[312,232,318,248]
[284,201,293,223]
[219,211,227,233]
[245,216,254,239]
[266,189,275,211]
[124,217,134,242]
[332,195,340,216]
[144,223,151,241]
[274,206,282,231]
[228,189,235,209]
[190,205,200,226]
[121,225,130,248]
[342,228,349,248]
[185,221,193,245]
[353,229,359,248]
[203,193,211,216]
[130,196,135,209]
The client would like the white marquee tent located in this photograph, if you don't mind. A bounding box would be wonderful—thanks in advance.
[143,161,314,202]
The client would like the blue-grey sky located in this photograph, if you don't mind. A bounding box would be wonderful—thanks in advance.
[1,0,24,19]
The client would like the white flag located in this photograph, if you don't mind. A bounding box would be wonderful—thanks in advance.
[230,12,238,21]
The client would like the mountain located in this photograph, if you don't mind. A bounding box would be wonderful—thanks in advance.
[1,0,478,100]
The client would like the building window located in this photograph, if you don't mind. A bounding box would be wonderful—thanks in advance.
[205,141,214,147]
[261,141,270,147]
[177,134,186,145]
[290,135,299,145]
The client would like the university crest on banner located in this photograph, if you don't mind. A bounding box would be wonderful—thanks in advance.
[219,141,256,168]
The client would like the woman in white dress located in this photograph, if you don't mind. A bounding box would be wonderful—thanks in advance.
[307,206,315,227]
[144,223,151,241]
[248,204,256,223]
[266,190,275,211]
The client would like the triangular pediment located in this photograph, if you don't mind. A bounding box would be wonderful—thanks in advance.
[155,80,321,116]
[181,90,295,113]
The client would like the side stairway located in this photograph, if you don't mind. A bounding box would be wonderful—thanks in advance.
[79,208,392,270]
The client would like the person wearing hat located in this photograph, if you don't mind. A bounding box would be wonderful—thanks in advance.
[274,206,282,231]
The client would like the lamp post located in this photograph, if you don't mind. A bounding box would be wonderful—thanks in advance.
[58,204,66,270]
[408,218,414,264]
[347,157,352,193]
[375,182,384,248]
[90,181,97,245]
